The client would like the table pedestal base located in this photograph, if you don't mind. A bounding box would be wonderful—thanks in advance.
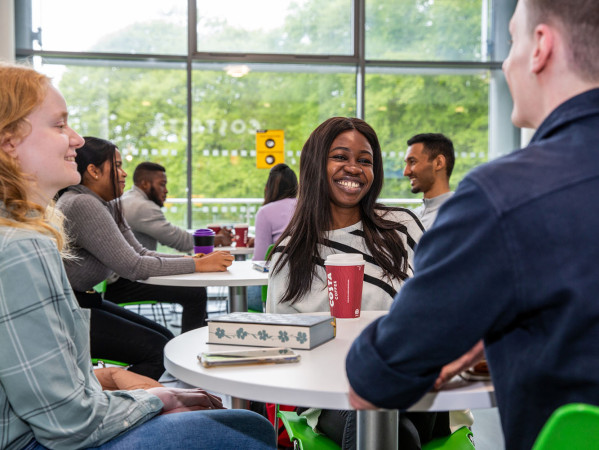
[228,285,247,313]
[357,409,398,450]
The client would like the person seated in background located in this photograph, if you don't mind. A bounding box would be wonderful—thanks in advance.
[56,136,234,379]
[403,132,455,229]
[122,161,232,252]
[346,1,599,449]
[252,163,298,260]
[266,117,451,449]
[0,61,275,450]
[246,163,298,311]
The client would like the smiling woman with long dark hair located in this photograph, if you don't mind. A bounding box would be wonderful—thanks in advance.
[266,117,424,313]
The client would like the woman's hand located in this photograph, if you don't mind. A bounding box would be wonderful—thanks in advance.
[193,250,234,272]
[147,387,224,414]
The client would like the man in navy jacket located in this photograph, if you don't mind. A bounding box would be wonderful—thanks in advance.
[346,1,599,449]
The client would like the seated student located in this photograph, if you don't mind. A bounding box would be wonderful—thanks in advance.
[0,61,275,450]
[247,163,298,311]
[266,117,450,449]
[56,136,234,379]
[252,163,298,261]
[121,161,232,252]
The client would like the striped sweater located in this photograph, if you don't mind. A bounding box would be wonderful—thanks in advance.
[266,208,424,314]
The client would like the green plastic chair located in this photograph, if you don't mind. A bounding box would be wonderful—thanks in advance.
[248,243,275,313]
[93,279,169,327]
[422,426,475,450]
[532,403,599,450]
[277,410,340,450]
[91,358,130,368]
[276,410,475,450]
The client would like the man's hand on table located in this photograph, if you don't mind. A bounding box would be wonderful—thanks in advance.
[434,340,485,390]
[349,386,378,410]
[214,229,233,247]
[147,387,225,414]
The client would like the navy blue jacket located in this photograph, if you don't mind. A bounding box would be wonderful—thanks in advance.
[346,88,599,450]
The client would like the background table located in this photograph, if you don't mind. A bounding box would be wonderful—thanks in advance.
[216,246,254,261]
[164,311,495,449]
[141,260,267,312]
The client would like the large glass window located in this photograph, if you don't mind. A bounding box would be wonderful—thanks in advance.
[196,0,353,55]
[191,63,356,225]
[366,0,490,61]
[364,69,489,197]
[16,0,516,230]
[30,0,187,54]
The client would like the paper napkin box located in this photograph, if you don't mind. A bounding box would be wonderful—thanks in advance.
[206,313,336,350]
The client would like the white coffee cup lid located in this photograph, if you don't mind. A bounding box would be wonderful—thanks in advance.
[324,253,365,266]
[234,223,249,227]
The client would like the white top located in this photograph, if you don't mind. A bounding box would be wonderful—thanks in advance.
[164,311,495,411]
[266,208,423,314]
[139,260,268,287]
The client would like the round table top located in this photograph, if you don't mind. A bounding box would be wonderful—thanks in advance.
[164,311,495,411]
[140,260,268,287]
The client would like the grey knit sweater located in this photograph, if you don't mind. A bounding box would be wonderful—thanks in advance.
[56,185,195,292]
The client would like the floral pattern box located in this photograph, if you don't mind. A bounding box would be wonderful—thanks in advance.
[207,313,336,350]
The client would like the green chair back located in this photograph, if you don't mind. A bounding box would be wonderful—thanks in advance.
[422,426,474,450]
[261,243,275,304]
[276,410,340,450]
[532,403,599,450]
[93,280,107,294]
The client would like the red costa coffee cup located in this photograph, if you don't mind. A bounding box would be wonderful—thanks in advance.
[233,223,249,248]
[324,254,365,318]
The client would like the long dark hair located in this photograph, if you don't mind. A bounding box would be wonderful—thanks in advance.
[271,117,412,305]
[264,163,298,205]
[75,136,125,227]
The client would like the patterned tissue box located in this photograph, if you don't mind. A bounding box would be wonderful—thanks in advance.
[206,313,336,350]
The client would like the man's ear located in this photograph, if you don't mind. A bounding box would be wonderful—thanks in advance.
[434,154,446,173]
[139,179,151,192]
[531,24,554,74]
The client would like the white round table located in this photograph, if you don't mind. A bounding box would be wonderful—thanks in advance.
[164,311,495,449]
[141,260,267,312]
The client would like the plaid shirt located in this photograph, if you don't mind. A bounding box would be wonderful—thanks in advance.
[0,225,162,450]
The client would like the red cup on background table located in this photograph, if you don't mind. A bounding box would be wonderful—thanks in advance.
[233,223,249,248]
[207,224,222,235]
[324,254,365,318]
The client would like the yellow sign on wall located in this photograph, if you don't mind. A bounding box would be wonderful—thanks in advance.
[256,129,284,169]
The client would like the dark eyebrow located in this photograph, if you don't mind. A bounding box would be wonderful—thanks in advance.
[329,146,373,156]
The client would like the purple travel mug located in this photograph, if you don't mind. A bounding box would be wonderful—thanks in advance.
[193,229,215,254]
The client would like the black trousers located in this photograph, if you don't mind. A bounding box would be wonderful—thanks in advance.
[104,277,208,332]
[74,290,174,380]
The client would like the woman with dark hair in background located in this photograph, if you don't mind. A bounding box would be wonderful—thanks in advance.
[266,117,452,449]
[247,163,298,312]
[253,163,298,260]
[56,136,233,379]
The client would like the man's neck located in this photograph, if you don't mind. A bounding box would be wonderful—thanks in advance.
[423,183,451,200]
